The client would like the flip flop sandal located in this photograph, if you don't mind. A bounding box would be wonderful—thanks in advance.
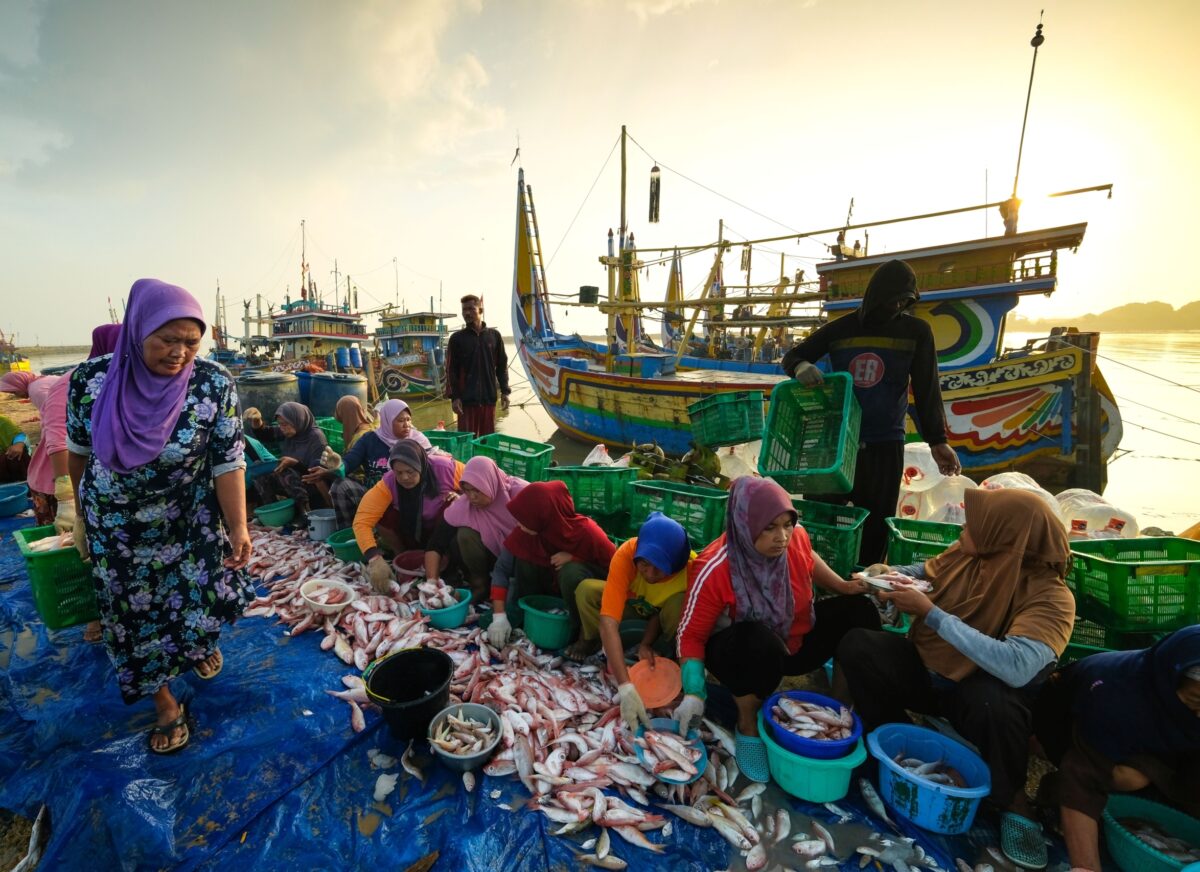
[148,705,192,755]
[193,647,223,680]
[1001,811,1048,870]
[735,732,771,784]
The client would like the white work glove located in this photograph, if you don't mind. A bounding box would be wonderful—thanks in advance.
[617,682,651,731]
[674,694,705,736]
[319,446,342,471]
[73,512,89,561]
[366,555,394,593]
[487,612,512,648]
[792,360,824,386]
[54,499,76,534]
[242,407,264,429]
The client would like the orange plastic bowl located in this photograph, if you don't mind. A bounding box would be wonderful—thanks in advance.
[629,658,683,709]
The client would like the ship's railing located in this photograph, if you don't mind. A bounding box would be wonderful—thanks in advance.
[375,323,448,336]
[271,320,368,337]
[825,251,1059,299]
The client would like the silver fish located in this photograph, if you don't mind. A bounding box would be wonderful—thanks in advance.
[597,828,610,860]
[401,740,425,784]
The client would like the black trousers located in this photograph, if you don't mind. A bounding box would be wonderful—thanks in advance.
[837,628,1052,807]
[812,440,903,565]
[704,595,881,699]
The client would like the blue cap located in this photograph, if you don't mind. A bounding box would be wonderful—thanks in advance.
[633,511,690,576]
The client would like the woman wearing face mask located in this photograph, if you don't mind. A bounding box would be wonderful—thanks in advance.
[243,401,329,518]
[312,398,430,530]
[434,456,527,603]
[352,438,462,593]
[485,481,615,650]
[673,476,876,782]
[66,279,253,754]
[1032,628,1200,872]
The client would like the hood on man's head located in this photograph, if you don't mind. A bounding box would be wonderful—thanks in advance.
[859,259,919,324]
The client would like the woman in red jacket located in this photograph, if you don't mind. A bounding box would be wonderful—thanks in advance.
[674,476,878,781]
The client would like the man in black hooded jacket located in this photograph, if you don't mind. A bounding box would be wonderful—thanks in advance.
[781,259,960,564]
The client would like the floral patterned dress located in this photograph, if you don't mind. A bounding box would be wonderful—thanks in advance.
[67,356,255,703]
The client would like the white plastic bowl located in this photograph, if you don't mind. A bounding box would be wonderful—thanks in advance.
[299,579,358,615]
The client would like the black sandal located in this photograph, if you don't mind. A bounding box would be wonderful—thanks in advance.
[148,705,192,755]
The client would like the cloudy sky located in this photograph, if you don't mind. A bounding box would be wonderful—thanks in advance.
[2,0,1197,344]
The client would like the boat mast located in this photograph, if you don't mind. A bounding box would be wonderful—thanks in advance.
[300,219,309,301]
[1004,14,1045,236]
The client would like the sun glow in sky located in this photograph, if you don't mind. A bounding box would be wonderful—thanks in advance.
[2,0,1198,344]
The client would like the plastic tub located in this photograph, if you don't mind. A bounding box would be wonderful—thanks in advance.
[427,702,502,773]
[423,588,470,630]
[307,508,337,541]
[326,528,363,562]
[762,690,862,760]
[1103,794,1200,872]
[254,498,296,527]
[308,372,369,418]
[299,579,357,616]
[634,717,707,785]
[519,595,571,650]
[867,723,991,834]
[364,648,454,740]
[758,711,865,802]
[0,483,28,517]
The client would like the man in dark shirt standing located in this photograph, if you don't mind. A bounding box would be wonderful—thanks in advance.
[781,259,960,564]
[446,294,510,437]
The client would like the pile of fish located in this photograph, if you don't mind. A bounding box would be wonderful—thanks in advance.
[1118,817,1200,863]
[891,752,968,788]
[25,530,75,552]
[417,578,461,611]
[240,528,975,870]
[770,696,855,741]
[633,729,704,781]
[431,709,496,756]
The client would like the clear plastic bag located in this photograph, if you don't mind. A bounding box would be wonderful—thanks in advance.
[581,444,614,466]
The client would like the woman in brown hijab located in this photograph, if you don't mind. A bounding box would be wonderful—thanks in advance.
[837,488,1075,870]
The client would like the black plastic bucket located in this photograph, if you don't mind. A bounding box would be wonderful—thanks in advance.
[363,648,453,740]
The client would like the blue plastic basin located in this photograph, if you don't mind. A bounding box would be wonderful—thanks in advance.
[763,689,862,760]
[866,723,991,834]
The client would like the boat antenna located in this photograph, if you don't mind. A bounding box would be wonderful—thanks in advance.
[1005,12,1045,235]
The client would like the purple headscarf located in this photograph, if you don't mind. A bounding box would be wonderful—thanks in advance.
[726,476,798,643]
[89,323,122,359]
[91,279,206,474]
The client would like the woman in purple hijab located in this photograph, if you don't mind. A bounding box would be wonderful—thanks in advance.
[67,279,255,754]
[89,323,122,359]
[672,476,878,782]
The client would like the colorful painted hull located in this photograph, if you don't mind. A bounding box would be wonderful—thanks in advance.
[510,170,1120,486]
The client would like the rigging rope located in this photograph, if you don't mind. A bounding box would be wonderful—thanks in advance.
[546,133,621,268]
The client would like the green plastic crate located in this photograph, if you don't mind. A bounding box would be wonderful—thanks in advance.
[548,466,640,515]
[687,391,765,447]
[630,481,729,548]
[315,416,344,454]
[885,517,963,566]
[13,525,99,630]
[1068,536,1200,633]
[758,374,861,494]
[425,430,475,461]
[1067,616,1162,653]
[471,433,555,481]
[791,499,869,578]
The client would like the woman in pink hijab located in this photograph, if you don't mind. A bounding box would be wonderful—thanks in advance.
[437,456,527,602]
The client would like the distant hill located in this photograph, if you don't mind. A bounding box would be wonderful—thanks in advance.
[1010,300,1200,333]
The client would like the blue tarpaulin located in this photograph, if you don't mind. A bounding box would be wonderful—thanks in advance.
[1,513,1079,871]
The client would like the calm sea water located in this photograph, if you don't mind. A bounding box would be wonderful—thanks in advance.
[26,330,1200,533]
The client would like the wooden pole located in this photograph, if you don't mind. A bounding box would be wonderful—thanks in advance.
[364,350,381,404]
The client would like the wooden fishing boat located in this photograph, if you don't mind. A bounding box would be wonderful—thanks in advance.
[511,162,1122,491]
[373,307,451,398]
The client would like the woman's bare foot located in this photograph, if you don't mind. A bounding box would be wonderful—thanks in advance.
[83,620,102,643]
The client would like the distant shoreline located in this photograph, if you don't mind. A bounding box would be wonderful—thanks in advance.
[17,345,90,354]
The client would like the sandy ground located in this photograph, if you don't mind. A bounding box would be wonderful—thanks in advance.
[0,809,34,868]
[1,393,42,445]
